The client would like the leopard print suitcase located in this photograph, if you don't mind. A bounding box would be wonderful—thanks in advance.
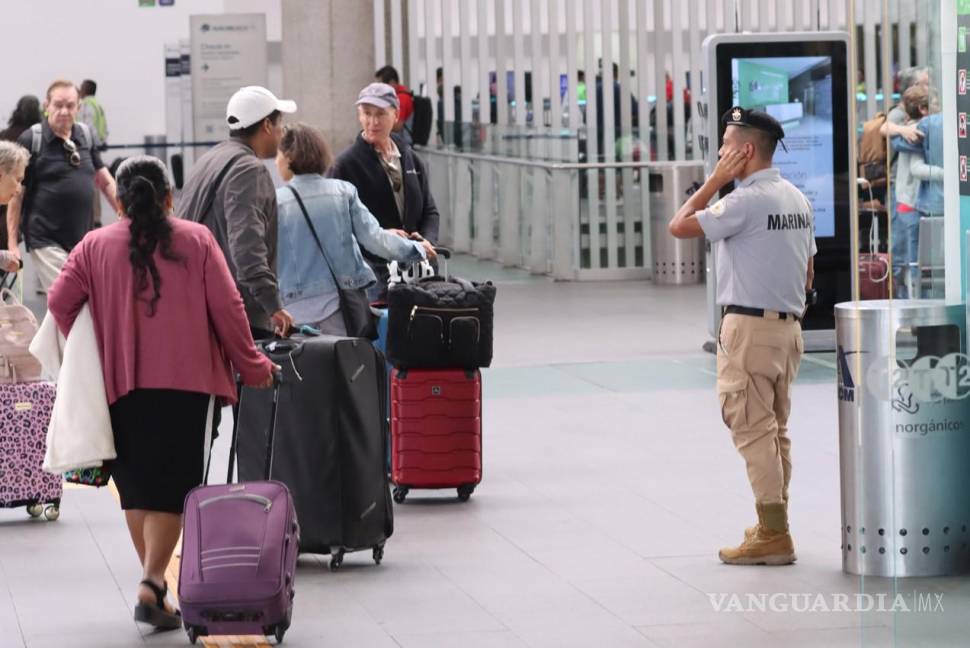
[0,381,62,520]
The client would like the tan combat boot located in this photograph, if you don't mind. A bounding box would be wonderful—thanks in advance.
[720,502,797,566]
[744,497,788,541]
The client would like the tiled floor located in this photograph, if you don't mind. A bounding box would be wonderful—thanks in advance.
[2,256,968,647]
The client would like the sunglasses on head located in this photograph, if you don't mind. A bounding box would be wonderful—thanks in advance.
[62,138,80,168]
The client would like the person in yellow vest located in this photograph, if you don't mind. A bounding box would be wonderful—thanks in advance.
[78,80,108,149]
[79,79,108,227]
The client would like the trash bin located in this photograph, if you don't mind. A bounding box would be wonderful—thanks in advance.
[143,135,167,162]
[649,162,705,284]
[836,299,970,577]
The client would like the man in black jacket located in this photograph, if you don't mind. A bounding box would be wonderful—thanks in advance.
[329,83,440,298]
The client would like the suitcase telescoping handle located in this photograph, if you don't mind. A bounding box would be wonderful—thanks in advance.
[408,233,451,279]
[434,246,451,279]
[227,371,282,484]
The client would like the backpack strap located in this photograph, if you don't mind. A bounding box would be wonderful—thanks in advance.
[75,122,93,151]
[30,124,42,156]
[196,153,249,226]
[31,122,94,154]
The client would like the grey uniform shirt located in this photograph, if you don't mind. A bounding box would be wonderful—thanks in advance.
[696,168,817,315]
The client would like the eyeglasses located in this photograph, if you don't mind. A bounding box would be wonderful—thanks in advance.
[62,138,80,168]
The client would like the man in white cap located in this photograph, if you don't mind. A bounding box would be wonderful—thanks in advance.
[177,85,297,339]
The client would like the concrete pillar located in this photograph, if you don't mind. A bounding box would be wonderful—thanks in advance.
[281,0,375,154]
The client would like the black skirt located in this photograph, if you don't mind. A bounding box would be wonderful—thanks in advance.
[108,389,212,514]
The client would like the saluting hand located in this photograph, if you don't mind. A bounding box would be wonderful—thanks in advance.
[710,149,748,187]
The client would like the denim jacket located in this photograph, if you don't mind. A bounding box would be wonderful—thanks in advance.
[276,174,427,306]
[909,114,944,215]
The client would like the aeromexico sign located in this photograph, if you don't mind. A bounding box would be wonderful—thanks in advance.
[837,345,970,418]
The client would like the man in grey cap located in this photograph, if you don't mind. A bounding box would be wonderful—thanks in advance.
[668,107,816,566]
[178,86,297,339]
[330,82,440,299]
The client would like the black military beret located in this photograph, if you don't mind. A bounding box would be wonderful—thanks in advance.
[721,106,786,142]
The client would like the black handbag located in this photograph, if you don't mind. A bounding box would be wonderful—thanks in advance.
[286,186,377,339]
[386,275,496,369]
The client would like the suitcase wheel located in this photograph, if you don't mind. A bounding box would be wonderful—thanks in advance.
[373,544,385,565]
[392,487,409,504]
[26,504,43,519]
[329,550,345,571]
[273,624,286,643]
[457,485,475,502]
[43,505,60,521]
[185,625,201,645]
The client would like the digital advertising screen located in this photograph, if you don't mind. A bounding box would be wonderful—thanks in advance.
[731,56,836,237]
[712,37,849,250]
[709,34,850,331]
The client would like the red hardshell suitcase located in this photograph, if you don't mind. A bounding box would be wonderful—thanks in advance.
[858,206,891,300]
[0,381,62,520]
[390,368,482,503]
[859,253,891,300]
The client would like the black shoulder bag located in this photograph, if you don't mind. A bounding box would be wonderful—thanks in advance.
[286,185,377,339]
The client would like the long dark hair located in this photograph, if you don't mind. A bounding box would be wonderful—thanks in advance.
[9,95,41,128]
[1,95,41,141]
[115,157,182,316]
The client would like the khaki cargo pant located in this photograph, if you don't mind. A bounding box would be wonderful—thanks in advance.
[717,313,803,505]
[30,245,69,294]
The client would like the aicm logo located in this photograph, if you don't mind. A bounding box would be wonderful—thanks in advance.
[837,345,859,403]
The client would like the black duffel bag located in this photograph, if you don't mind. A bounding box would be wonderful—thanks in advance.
[386,275,496,369]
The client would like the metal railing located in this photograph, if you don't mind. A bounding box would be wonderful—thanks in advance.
[418,146,704,281]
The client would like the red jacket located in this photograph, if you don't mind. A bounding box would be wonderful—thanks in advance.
[47,218,271,405]
[393,83,414,125]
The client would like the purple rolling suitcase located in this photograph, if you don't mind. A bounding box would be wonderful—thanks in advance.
[179,378,299,645]
[0,381,62,520]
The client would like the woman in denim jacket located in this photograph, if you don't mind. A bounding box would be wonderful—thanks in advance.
[275,123,435,334]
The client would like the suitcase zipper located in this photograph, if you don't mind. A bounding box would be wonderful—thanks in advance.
[198,493,273,511]
[409,306,479,321]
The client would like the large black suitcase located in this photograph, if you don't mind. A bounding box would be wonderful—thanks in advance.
[236,335,392,570]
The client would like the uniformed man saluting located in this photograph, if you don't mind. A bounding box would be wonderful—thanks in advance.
[669,107,816,566]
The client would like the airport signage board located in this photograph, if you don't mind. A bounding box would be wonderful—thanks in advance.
[189,13,268,141]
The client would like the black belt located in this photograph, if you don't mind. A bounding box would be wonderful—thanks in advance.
[723,305,800,322]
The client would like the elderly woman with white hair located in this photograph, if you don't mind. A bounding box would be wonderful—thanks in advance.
[329,82,441,300]
[0,140,29,272]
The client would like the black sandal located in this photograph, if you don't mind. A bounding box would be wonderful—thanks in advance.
[134,579,182,631]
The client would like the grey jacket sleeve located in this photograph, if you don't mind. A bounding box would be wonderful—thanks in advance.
[909,152,944,183]
[349,185,427,262]
[223,165,283,317]
[414,154,440,243]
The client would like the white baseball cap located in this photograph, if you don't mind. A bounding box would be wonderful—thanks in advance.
[226,86,297,130]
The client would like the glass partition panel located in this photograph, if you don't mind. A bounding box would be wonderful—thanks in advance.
[848,0,968,645]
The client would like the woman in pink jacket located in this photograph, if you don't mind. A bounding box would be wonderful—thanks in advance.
[48,156,275,631]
